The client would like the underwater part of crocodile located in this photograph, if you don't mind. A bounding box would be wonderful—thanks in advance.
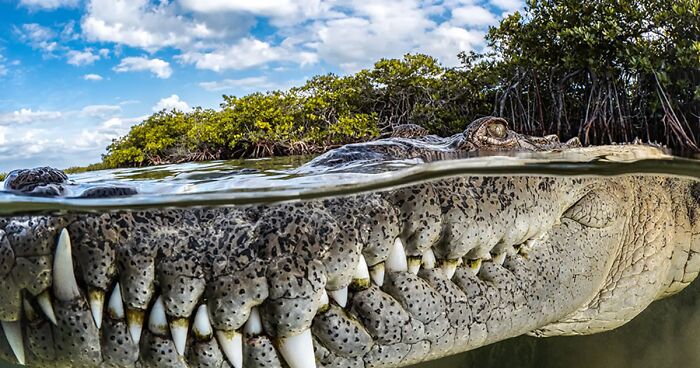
[0,119,698,368]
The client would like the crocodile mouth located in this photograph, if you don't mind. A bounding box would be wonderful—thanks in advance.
[0,175,659,368]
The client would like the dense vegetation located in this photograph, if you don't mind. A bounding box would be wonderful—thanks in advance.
[102,0,699,168]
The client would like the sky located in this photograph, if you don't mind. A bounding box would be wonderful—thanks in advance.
[0,0,523,171]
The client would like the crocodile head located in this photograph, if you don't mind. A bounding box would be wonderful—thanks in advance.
[457,116,581,151]
[0,120,697,368]
[307,116,581,169]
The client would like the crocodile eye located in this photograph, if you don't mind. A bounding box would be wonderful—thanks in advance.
[487,122,507,138]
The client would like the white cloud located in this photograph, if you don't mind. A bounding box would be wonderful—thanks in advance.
[14,23,60,55]
[60,20,78,41]
[179,37,317,72]
[451,6,498,27]
[114,56,173,78]
[309,1,449,71]
[83,73,103,81]
[80,104,122,119]
[153,95,190,112]
[178,0,327,26]
[18,0,78,10]
[16,23,55,42]
[420,24,487,66]
[199,76,280,91]
[490,0,524,12]
[0,108,63,126]
[67,49,100,66]
[0,54,8,77]
[81,0,227,52]
[75,0,506,74]
[74,115,146,149]
[0,128,57,160]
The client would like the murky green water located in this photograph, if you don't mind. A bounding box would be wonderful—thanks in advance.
[1,146,699,367]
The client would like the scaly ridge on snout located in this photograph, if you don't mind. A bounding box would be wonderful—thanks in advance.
[0,172,697,368]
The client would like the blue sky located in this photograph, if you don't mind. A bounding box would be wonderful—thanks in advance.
[0,0,522,171]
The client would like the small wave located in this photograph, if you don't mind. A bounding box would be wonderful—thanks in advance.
[0,146,697,215]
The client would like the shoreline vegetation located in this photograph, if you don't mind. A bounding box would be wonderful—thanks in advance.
[6,0,700,177]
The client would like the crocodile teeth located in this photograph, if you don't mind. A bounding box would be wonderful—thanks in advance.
[170,317,189,356]
[466,259,482,276]
[319,289,330,313]
[355,255,370,279]
[216,330,243,368]
[53,229,81,301]
[127,308,145,344]
[422,249,436,270]
[278,328,316,368]
[328,287,348,307]
[107,283,125,320]
[147,296,168,336]
[351,254,370,290]
[88,289,105,329]
[243,306,262,336]
[1,320,25,365]
[369,262,385,287]
[385,238,408,273]
[493,252,506,265]
[407,256,422,274]
[439,259,459,279]
[192,305,213,341]
[36,289,57,325]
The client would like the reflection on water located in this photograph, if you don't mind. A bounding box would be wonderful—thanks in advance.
[414,271,700,368]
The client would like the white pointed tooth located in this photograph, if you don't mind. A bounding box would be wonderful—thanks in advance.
[147,296,168,336]
[439,259,458,279]
[353,255,370,283]
[170,317,189,356]
[88,289,104,329]
[193,304,213,340]
[36,290,57,325]
[328,287,348,308]
[127,308,145,344]
[1,320,25,365]
[107,283,125,320]
[407,256,421,274]
[421,249,436,270]
[53,229,81,302]
[466,259,482,276]
[385,238,408,273]
[493,252,506,266]
[369,263,385,287]
[278,329,316,368]
[318,289,330,313]
[243,306,262,336]
[216,330,242,368]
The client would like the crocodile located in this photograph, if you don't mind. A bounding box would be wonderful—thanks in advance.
[0,116,698,368]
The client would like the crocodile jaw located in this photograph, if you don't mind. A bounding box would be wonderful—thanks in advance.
[0,175,697,367]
